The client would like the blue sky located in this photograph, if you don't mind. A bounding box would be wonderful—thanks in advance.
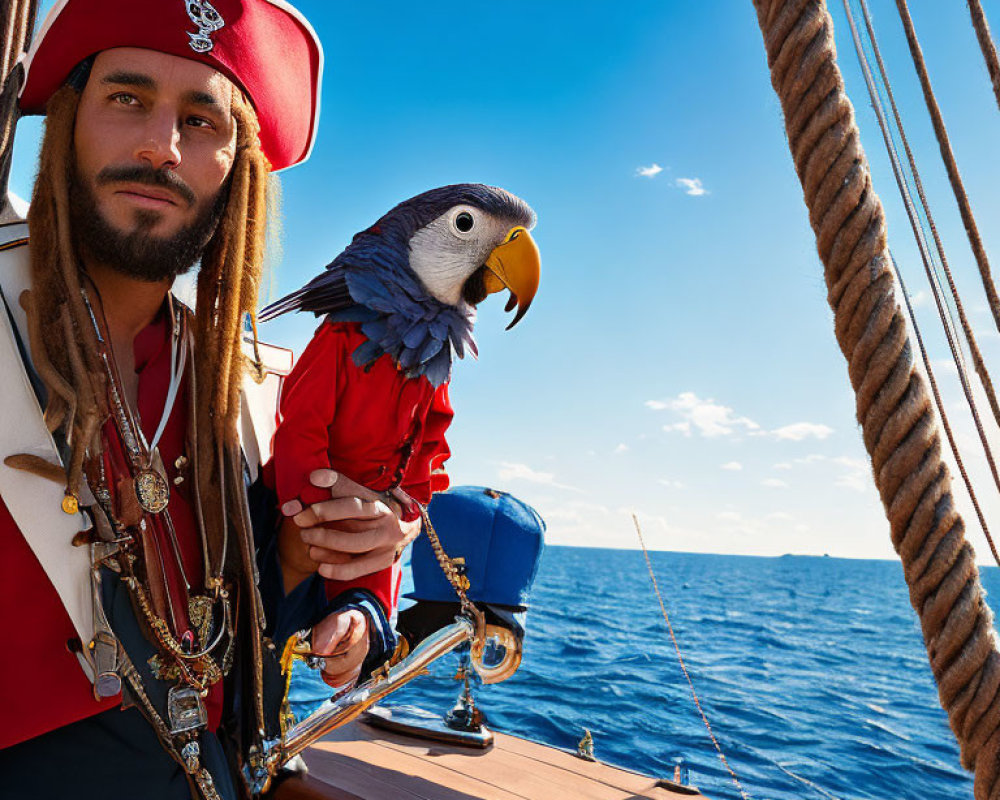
[11,1,1000,558]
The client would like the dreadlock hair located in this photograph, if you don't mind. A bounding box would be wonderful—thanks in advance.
[22,82,269,553]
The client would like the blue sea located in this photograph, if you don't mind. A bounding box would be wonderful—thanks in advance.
[291,547,997,800]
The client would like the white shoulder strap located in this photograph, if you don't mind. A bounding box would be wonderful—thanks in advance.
[239,337,293,482]
[0,224,95,672]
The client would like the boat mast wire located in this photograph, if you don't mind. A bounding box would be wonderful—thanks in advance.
[849,1,967,384]
[848,0,1000,434]
[967,0,1000,113]
[893,0,1000,337]
[889,251,999,566]
[841,0,1000,563]
[631,514,750,800]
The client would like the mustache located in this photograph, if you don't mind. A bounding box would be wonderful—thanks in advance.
[96,164,197,207]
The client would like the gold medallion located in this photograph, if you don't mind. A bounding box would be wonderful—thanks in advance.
[135,468,170,514]
[61,493,79,515]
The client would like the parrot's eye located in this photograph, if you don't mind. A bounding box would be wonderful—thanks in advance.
[455,212,475,233]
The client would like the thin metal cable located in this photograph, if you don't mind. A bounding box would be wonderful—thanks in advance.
[855,0,1000,431]
[632,514,750,800]
[843,0,1000,529]
[968,0,1000,112]
[845,0,963,370]
[890,251,1000,566]
[894,0,1000,337]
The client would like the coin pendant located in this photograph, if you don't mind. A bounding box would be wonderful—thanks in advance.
[61,493,79,515]
[135,468,170,514]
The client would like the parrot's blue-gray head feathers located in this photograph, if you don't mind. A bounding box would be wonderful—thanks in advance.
[259,183,540,387]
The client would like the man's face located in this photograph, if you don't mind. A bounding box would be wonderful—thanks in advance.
[72,47,239,281]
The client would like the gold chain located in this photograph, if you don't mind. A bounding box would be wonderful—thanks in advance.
[418,506,485,656]
[126,574,225,693]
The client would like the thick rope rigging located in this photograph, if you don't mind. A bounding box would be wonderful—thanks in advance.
[752,2,1000,797]
[632,515,750,800]
[889,253,998,566]
[893,0,1000,339]
[842,0,1000,567]
[967,0,1000,113]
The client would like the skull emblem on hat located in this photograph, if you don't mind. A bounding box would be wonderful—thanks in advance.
[185,0,225,53]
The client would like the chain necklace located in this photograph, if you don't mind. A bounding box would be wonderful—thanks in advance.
[80,285,231,660]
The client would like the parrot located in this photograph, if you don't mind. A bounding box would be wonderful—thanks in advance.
[256,183,541,647]
[258,182,540,387]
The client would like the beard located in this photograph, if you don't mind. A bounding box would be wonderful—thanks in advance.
[68,163,227,283]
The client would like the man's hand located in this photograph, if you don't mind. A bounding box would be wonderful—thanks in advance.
[312,608,369,688]
[277,470,422,592]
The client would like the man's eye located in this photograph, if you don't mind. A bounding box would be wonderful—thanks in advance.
[185,116,214,129]
[110,92,139,106]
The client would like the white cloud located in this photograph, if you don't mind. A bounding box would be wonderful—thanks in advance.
[662,421,693,436]
[771,422,834,441]
[774,462,792,470]
[658,478,685,490]
[676,177,708,196]
[662,392,761,438]
[762,478,789,489]
[721,461,743,471]
[636,163,664,178]
[614,443,629,455]
[652,391,834,444]
[833,456,869,492]
[497,462,581,492]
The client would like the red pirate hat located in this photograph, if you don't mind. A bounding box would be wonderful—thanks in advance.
[19,0,323,172]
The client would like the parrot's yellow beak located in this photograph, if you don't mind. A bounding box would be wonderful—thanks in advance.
[483,226,540,330]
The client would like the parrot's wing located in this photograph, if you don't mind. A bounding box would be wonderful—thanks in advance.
[258,248,361,322]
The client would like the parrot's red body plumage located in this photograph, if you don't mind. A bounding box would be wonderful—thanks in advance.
[265,320,453,612]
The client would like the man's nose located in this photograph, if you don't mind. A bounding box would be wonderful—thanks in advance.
[134,107,182,171]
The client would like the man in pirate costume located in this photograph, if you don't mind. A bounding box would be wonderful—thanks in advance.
[0,1,417,797]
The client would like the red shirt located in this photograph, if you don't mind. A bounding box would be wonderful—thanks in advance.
[0,303,222,748]
[268,320,453,611]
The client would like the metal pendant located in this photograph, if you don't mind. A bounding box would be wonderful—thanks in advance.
[188,594,214,649]
[181,740,201,775]
[135,468,170,514]
[167,685,208,735]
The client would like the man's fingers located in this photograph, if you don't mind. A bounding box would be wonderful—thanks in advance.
[309,469,381,502]
[291,496,387,529]
[306,545,354,565]
[317,546,396,581]
[302,525,391,555]
[280,499,303,517]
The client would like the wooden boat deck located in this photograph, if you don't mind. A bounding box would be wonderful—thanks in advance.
[283,716,707,800]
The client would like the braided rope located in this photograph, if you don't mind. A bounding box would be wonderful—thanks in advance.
[968,0,1000,113]
[752,3,1000,797]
